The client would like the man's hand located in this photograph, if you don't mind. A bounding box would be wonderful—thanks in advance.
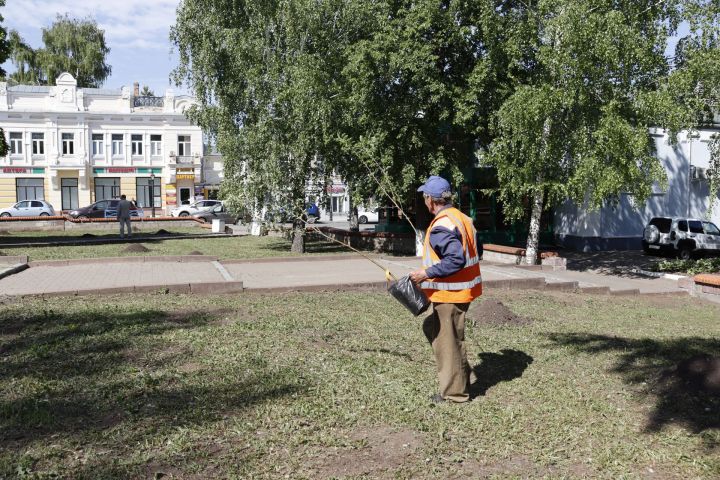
[409,269,429,285]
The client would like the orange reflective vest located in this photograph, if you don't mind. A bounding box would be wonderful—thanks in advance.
[421,207,482,303]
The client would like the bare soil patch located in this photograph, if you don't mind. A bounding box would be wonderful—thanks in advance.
[307,426,424,479]
[188,250,204,255]
[155,229,171,235]
[468,299,532,326]
[81,233,95,238]
[124,243,150,253]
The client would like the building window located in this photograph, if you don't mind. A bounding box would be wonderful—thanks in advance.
[61,178,79,210]
[136,177,161,208]
[16,178,44,201]
[61,133,74,155]
[94,177,120,201]
[131,134,143,156]
[111,134,124,157]
[9,132,23,155]
[31,133,44,155]
[177,135,191,156]
[150,134,162,157]
[92,133,104,157]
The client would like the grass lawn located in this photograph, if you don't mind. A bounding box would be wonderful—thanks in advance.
[1,290,719,479]
[0,235,350,261]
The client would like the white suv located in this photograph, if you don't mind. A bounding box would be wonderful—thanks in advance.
[642,216,720,260]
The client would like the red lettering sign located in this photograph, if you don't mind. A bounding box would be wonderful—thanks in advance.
[107,167,135,173]
[2,167,28,174]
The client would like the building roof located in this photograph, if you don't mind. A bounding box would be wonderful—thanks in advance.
[7,85,51,93]
[83,88,123,96]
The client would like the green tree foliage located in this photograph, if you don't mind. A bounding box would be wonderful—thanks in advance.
[0,0,10,156]
[335,1,497,200]
[8,14,111,88]
[172,0,719,259]
[172,0,352,252]
[140,85,155,96]
[484,0,719,263]
[7,30,42,85]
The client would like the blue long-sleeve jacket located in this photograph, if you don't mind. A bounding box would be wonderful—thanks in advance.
[424,225,466,279]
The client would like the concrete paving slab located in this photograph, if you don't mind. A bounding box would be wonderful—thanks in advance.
[0,261,225,296]
[0,253,689,298]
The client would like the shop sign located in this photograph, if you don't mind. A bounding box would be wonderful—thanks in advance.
[107,167,135,173]
[2,167,44,174]
[327,185,345,194]
[176,174,195,180]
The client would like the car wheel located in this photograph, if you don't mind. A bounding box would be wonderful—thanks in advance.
[198,217,208,223]
[39,212,49,217]
[358,215,368,224]
[678,246,694,261]
[641,240,652,255]
[77,215,88,220]
[180,212,189,217]
[0,212,10,218]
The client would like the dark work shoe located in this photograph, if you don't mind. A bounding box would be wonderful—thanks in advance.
[429,393,445,404]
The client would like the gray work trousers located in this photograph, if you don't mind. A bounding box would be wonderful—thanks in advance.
[423,302,472,403]
[119,217,132,237]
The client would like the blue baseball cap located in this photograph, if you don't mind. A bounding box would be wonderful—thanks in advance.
[417,175,451,197]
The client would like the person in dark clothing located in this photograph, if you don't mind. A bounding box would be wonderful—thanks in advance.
[117,194,133,239]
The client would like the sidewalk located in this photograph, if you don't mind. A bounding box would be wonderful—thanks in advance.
[0,253,687,298]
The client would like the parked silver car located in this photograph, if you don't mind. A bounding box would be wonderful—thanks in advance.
[193,204,240,224]
[643,216,720,260]
[171,200,222,217]
[0,200,56,217]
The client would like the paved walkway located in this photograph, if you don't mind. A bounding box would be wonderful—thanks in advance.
[0,253,686,297]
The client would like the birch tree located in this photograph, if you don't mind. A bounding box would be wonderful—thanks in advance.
[172,0,351,252]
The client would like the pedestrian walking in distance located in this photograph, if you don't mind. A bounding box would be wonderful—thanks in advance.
[409,175,483,404]
[117,194,133,239]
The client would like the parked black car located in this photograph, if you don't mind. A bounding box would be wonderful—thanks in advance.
[68,199,141,219]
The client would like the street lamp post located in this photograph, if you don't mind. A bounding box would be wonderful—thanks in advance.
[149,173,156,218]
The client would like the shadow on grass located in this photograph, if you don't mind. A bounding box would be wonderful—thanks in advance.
[259,236,352,255]
[0,306,308,453]
[470,349,534,398]
[547,333,720,438]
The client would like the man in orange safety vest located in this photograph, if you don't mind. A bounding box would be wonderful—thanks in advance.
[409,175,482,404]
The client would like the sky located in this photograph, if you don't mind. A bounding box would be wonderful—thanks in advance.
[1,0,186,95]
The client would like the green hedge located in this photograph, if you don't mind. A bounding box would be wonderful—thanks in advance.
[653,257,720,275]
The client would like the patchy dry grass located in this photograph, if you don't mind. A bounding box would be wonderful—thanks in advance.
[1,290,719,479]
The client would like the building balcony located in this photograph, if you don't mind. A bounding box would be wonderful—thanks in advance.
[133,96,164,108]
[173,155,198,165]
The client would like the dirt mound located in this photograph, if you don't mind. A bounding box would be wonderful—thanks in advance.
[0,230,10,236]
[155,229,171,235]
[468,299,532,326]
[663,355,720,395]
[81,233,96,238]
[188,250,204,255]
[124,243,150,253]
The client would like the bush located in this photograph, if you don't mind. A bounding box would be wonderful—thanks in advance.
[654,257,720,275]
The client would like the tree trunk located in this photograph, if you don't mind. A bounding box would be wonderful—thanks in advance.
[525,186,544,265]
[291,217,305,253]
[526,117,551,265]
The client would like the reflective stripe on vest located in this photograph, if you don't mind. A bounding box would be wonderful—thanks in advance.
[421,274,483,291]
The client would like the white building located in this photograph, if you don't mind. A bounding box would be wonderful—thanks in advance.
[0,73,208,213]
[554,123,720,251]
